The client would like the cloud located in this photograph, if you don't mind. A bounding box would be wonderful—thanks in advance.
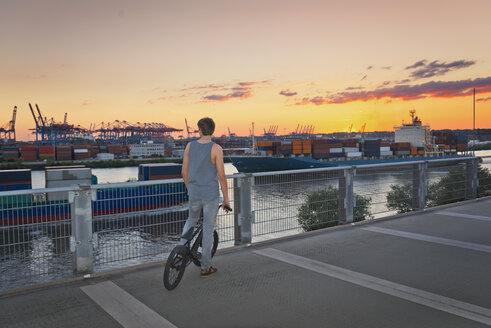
[238,81,257,87]
[405,60,427,70]
[477,96,491,102]
[361,75,367,81]
[345,86,364,90]
[367,65,373,70]
[406,59,475,79]
[279,89,298,97]
[180,84,225,92]
[201,80,269,102]
[202,87,252,102]
[147,96,167,105]
[381,66,392,70]
[295,76,491,106]
[81,100,91,106]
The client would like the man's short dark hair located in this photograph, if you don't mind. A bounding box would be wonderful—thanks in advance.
[197,117,215,136]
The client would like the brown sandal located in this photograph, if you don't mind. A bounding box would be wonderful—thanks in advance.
[200,267,218,277]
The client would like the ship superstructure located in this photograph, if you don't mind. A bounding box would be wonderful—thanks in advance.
[394,110,431,148]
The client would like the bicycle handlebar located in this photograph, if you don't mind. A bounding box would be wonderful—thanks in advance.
[219,204,233,212]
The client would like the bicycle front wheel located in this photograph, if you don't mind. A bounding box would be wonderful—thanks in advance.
[191,230,219,267]
[163,245,188,290]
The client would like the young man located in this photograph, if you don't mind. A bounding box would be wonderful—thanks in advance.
[180,117,231,277]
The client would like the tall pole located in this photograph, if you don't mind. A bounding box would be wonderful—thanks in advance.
[251,122,255,152]
[473,88,475,131]
[473,88,476,156]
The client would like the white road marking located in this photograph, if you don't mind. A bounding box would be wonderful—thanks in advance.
[362,226,491,253]
[254,247,491,326]
[436,211,491,222]
[81,280,177,328]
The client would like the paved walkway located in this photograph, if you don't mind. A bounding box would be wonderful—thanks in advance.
[1,199,491,327]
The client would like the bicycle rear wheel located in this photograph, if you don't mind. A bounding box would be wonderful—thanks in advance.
[163,245,188,290]
[191,230,219,267]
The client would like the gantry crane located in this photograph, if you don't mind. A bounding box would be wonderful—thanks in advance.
[347,123,353,140]
[29,103,88,145]
[0,106,17,143]
[92,119,183,144]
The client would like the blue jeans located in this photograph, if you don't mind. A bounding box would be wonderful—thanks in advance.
[179,197,219,270]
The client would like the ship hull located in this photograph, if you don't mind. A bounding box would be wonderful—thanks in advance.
[229,155,465,173]
[0,183,187,226]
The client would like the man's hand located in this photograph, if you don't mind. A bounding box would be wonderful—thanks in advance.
[221,201,232,213]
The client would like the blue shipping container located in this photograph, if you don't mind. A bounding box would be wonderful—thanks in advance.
[0,169,31,183]
[7,183,32,191]
[139,164,182,181]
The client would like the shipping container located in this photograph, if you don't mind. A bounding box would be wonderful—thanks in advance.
[346,152,362,158]
[138,163,183,181]
[45,168,93,201]
[46,168,92,181]
[312,153,330,159]
[0,169,31,183]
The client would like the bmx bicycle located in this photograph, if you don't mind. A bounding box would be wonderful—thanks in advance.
[163,204,231,290]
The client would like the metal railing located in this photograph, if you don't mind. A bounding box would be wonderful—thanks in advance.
[1,187,74,289]
[1,156,487,290]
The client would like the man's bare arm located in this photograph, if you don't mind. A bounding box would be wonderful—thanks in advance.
[213,144,230,210]
[182,143,190,190]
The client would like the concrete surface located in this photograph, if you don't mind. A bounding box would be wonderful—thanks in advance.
[1,199,491,328]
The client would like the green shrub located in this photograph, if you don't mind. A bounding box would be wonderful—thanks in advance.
[386,164,491,213]
[297,185,372,232]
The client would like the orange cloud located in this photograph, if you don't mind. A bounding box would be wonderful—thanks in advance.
[295,77,491,106]
[201,80,270,102]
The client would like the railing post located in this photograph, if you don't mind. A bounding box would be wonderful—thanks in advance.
[233,177,241,245]
[236,174,253,244]
[412,162,427,211]
[69,185,95,273]
[466,158,478,199]
[338,167,354,224]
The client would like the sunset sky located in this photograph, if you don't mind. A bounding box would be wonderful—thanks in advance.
[1,0,490,141]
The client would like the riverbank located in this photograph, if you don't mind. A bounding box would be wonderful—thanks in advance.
[470,143,491,151]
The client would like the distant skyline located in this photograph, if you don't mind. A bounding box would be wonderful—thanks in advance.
[1,0,490,141]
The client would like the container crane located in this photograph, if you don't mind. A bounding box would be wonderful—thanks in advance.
[347,123,353,140]
[263,125,278,137]
[184,118,198,139]
[359,123,366,141]
[0,106,17,142]
[29,103,89,145]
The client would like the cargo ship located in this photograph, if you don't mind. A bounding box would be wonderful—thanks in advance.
[0,164,187,225]
[230,111,470,173]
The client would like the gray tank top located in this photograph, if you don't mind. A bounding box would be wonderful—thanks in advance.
[188,141,219,200]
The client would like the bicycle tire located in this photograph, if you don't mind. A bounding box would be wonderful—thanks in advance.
[163,245,188,290]
[190,230,219,267]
